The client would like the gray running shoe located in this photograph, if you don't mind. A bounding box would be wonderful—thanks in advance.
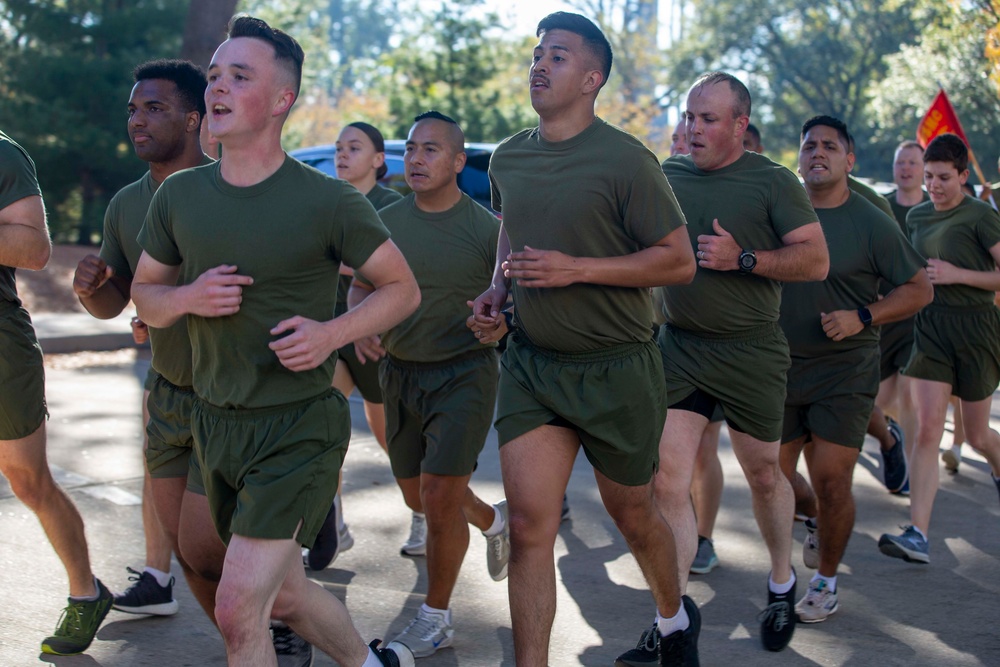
[386,608,454,658]
[400,512,427,557]
[690,536,718,575]
[486,500,510,581]
[802,519,819,570]
[271,622,314,667]
[795,578,838,623]
[878,525,929,563]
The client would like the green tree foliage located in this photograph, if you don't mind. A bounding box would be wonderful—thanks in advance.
[669,0,930,175]
[0,0,186,242]
[378,0,537,142]
[871,4,1000,184]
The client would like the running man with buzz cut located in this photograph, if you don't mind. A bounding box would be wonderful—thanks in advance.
[0,130,113,656]
[131,15,416,667]
[636,71,829,660]
[779,115,931,623]
[472,12,699,666]
[72,58,314,665]
[351,110,509,662]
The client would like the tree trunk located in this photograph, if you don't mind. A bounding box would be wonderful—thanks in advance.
[180,0,239,71]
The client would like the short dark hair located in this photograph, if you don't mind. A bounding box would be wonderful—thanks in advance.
[745,123,761,143]
[801,115,853,153]
[346,122,388,179]
[227,15,304,97]
[690,72,751,119]
[536,12,612,88]
[412,110,465,155]
[923,133,969,173]
[133,59,207,117]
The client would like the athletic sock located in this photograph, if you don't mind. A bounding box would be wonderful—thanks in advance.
[656,604,690,636]
[363,646,386,667]
[334,491,346,531]
[420,603,451,623]
[69,576,101,602]
[482,505,504,537]
[145,566,172,588]
[810,572,837,592]
[769,570,796,595]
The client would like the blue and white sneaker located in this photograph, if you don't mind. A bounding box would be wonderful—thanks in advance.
[878,525,929,563]
[883,418,909,494]
[387,607,454,658]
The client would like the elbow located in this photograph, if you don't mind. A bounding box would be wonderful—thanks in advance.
[919,281,934,309]
[403,278,421,319]
[24,240,52,271]
[809,253,830,282]
[678,256,697,285]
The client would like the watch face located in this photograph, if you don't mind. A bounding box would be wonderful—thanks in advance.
[740,252,756,271]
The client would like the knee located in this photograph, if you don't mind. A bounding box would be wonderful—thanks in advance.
[744,461,783,494]
[652,467,689,506]
[269,586,300,623]
[214,583,258,643]
[4,465,53,511]
[812,474,852,506]
[507,506,557,555]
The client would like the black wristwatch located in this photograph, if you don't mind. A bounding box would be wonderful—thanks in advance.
[501,309,514,330]
[858,307,873,327]
[738,248,757,274]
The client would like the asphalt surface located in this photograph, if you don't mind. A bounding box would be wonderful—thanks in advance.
[1,315,998,666]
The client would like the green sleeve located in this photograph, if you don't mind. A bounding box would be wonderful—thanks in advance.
[138,186,182,266]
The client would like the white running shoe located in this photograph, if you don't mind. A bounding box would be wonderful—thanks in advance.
[387,607,454,658]
[794,579,839,623]
[485,501,510,581]
[400,512,427,557]
[802,518,819,570]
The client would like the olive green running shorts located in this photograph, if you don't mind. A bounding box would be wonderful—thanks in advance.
[381,349,498,479]
[782,345,879,449]
[192,389,350,547]
[903,304,1000,402]
[495,334,665,487]
[878,317,915,381]
[144,370,204,495]
[0,302,47,440]
[658,322,790,443]
[338,342,384,404]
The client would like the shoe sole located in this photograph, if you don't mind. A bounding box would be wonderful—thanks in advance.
[795,601,838,624]
[941,449,960,473]
[878,538,929,564]
[690,556,718,574]
[387,633,454,659]
[112,600,179,615]
[400,545,426,557]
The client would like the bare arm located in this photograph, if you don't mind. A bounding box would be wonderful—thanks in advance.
[697,219,829,282]
[132,252,253,327]
[925,242,1000,291]
[470,222,513,326]
[820,269,933,341]
[501,225,696,289]
[0,195,50,270]
[73,254,132,319]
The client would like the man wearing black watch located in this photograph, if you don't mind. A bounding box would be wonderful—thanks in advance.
[778,115,930,624]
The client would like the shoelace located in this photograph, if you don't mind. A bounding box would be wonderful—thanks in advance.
[757,598,790,632]
[54,602,88,637]
[637,623,658,651]
[124,566,144,584]
[405,614,444,641]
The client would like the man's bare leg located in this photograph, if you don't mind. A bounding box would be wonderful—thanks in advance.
[804,438,860,576]
[653,409,709,589]
[909,379,951,534]
[692,421,723,540]
[730,431,794,585]
[501,425,578,665]
[140,391,173,574]
[0,423,95,596]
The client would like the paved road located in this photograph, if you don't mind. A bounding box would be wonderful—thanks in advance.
[1,346,999,666]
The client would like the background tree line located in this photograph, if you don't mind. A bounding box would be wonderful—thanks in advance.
[1,0,998,243]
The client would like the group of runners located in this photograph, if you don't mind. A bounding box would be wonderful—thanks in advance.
[2,9,1000,667]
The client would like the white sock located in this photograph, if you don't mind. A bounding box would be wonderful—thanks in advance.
[69,576,101,602]
[334,492,346,531]
[656,604,690,636]
[810,572,837,592]
[145,566,172,588]
[482,505,504,537]
[363,646,386,667]
[421,603,451,623]
[769,570,796,595]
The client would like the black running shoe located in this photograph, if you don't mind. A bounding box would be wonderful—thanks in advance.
[369,639,404,666]
[758,574,796,652]
[660,595,700,666]
[306,501,340,571]
[615,622,658,666]
[882,418,908,493]
[113,567,178,615]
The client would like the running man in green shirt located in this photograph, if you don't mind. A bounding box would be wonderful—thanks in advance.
[780,115,930,623]
[132,16,415,667]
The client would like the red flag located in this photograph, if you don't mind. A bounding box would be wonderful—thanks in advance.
[917,89,969,148]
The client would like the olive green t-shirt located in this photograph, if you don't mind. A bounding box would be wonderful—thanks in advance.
[101,159,211,387]
[884,189,930,232]
[362,193,499,362]
[780,193,926,357]
[0,132,43,306]
[489,118,686,352]
[848,177,894,218]
[906,196,1000,308]
[335,184,403,311]
[139,156,391,409]
[660,151,818,334]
